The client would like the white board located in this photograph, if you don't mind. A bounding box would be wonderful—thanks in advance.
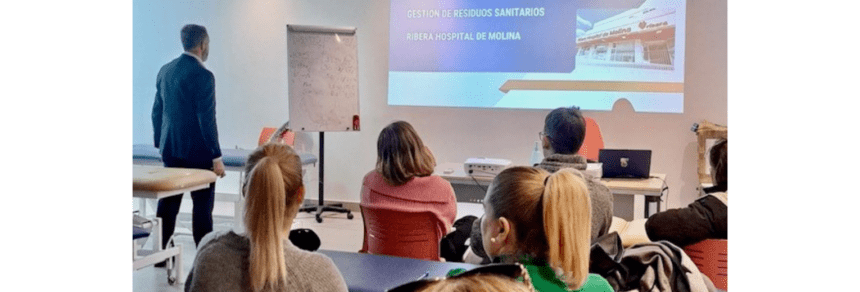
[287,25,360,132]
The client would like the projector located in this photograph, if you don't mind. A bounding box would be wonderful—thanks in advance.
[464,158,512,177]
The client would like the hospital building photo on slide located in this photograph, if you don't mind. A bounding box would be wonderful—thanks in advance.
[388,0,687,113]
[576,6,677,70]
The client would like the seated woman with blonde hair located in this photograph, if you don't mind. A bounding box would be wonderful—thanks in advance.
[480,167,613,292]
[186,143,347,292]
[389,264,536,292]
[411,274,533,292]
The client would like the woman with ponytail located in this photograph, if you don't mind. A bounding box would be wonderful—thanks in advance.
[187,143,347,292]
[479,167,612,292]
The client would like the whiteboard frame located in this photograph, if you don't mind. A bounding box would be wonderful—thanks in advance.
[286,24,360,132]
[287,24,356,35]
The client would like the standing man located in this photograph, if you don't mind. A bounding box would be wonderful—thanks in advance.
[152,24,226,257]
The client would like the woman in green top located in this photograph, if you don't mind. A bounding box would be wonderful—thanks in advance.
[479,167,614,292]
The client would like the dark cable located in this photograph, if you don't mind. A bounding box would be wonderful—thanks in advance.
[470,175,487,193]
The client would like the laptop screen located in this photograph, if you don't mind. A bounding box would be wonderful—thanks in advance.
[598,149,652,178]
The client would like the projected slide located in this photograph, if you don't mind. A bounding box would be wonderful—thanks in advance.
[388,0,686,113]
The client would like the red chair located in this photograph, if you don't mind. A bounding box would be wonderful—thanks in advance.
[684,239,727,290]
[359,204,446,261]
[578,117,605,162]
[258,127,295,146]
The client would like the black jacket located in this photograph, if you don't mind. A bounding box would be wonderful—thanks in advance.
[645,193,727,248]
[152,54,222,161]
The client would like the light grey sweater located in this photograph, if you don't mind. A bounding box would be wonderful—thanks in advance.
[537,153,614,242]
[186,230,348,292]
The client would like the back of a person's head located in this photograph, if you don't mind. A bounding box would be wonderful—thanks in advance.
[180,24,208,51]
[486,166,592,290]
[543,106,587,155]
[415,274,533,292]
[709,139,727,191]
[243,143,303,292]
[376,121,436,186]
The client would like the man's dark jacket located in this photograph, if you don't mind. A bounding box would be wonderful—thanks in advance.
[152,54,221,161]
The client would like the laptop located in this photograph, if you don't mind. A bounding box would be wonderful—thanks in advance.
[598,149,652,178]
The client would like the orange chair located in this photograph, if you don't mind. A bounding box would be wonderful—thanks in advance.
[578,116,605,162]
[684,239,727,290]
[359,204,446,261]
[258,127,295,146]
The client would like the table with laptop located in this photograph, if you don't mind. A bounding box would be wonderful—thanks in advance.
[433,149,666,219]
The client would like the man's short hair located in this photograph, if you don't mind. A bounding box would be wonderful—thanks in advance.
[543,106,586,154]
[180,24,208,51]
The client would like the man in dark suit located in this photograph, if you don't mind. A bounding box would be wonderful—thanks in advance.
[151,24,226,255]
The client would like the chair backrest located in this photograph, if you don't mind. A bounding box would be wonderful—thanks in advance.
[258,127,295,146]
[578,116,605,162]
[359,204,446,261]
[684,239,727,290]
[693,120,727,185]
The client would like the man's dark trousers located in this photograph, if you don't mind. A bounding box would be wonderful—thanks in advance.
[156,156,215,248]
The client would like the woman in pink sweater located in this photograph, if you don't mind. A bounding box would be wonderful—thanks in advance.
[360,121,457,235]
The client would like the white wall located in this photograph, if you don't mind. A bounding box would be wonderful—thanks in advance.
[133,0,726,210]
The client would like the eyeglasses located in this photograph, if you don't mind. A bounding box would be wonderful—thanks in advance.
[538,132,546,141]
[387,263,535,292]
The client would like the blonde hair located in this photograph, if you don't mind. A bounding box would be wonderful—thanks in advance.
[243,143,304,292]
[486,167,592,290]
[543,168,591,290]
[417,274,533,292]
[375,121,436,186]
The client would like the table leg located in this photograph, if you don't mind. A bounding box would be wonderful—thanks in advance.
[633,194,646,219]
[644,196,663,217]
[234,199,244,233]
[645,198,651,218]
[234,173,245,233]
[153,217,162,252]
[175,244,184,285]
[138,198,147,218]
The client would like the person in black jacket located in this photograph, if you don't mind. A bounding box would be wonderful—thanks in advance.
[151,24,226,254]
[645,139,727,247]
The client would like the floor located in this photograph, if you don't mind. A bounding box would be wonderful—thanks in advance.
[133,200,484,292]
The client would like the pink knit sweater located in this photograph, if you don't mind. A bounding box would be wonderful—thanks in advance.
[360,171,457,228]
